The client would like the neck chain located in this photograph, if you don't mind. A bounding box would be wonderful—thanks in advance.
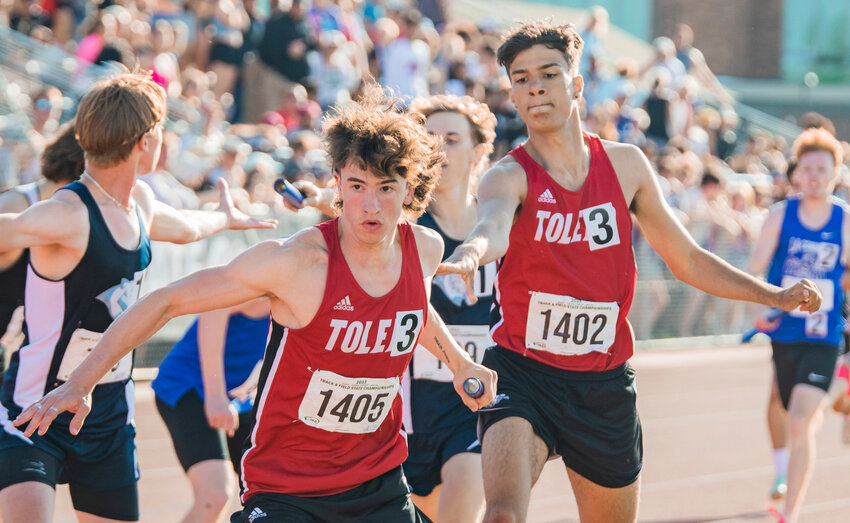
[83,172,134,213]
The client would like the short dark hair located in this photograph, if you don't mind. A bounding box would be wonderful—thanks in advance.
[497,21,584,75]
[41,121,84,184]
[700,172,721,187]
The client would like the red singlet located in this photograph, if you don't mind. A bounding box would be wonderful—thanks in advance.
[490,133,636,372]
[241,218,428,499]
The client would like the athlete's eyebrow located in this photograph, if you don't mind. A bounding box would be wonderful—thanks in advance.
[345,176,399,185]
[510,62,562,76]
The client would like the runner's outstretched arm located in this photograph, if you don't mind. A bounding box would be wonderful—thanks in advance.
[627,145,821,312]
[147,178,277,244]
[13,239,291,436]
[0,197,85,252]
[438,160,525,301]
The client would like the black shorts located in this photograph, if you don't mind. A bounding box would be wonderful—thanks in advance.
[155,390,253,475]
[404,420,480,497]
[230,466,432,523]
[0,418,139,520]
[478,346,642,488]
[772,341,840,409]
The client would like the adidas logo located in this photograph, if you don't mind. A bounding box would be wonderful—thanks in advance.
[333,295,354,311]
[248,507,267,522]
[537,189,556,204]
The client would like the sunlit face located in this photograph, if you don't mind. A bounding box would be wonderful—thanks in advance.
[508,44,583,133]
[334,163,414,243]
[425,111,480,191]
[795,150,836,199]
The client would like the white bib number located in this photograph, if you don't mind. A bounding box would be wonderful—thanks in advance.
[298,370,399,434]
[805,311,829,338]
[525,292,618,356]
[57,328,132,384]
[412,325,491,382]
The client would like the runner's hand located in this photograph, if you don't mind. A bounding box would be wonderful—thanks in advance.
[437,244,481,303]
[13,381,92,437]
[205,393,239,437]
[218,178,278,230]
[453,360,497,412]
[775,278,822,313]
[229,360,262,402]
[285,180,337,216]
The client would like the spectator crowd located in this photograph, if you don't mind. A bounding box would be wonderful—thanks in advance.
[2,0,850,340]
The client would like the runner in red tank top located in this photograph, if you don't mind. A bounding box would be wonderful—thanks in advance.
[15,90,497,523]
[438,21,821,523]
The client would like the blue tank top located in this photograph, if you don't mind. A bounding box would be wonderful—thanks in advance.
[2,181,151,434]
[152,313,269,407]
[766,197,845,346]
[404,211,497,434]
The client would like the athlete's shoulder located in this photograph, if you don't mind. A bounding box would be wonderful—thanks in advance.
[279,225,330,264]
[478,153,528,200]
[409,222,444,249]
[410,222,444,276]
[36,186,88,220]
[132,178,157,214]
[488,153,525,178]
[600,140,647,167]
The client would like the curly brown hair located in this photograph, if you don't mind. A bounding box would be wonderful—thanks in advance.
[497,20,584,76]
[41,121,84,184]
[324,89,444,218]
[408,94,497,157]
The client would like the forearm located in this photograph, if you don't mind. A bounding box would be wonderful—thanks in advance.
[675,247,780,307]
[177,209,229,242]
[69,290,175,392]
[198,313,230,397]
[420,303,473,375]
[461,219,510,267]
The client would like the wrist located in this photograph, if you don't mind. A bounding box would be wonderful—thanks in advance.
[450,350,475,376]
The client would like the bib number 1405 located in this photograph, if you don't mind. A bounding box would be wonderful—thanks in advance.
[299,370,399,434]
[525,292,618,356]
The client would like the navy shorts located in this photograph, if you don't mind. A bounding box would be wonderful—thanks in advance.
[478,346,642,488]
[231,466,432,523]
[155,390,253,476]
[0,408,139,520]
[404,420,480,496]
[772,341,840,409]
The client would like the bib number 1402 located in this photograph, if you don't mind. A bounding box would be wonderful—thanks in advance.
[525,292,618,356]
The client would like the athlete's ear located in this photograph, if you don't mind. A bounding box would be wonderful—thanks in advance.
[572,75,584,101]
[403,180,415,206]
[473,142,488,164]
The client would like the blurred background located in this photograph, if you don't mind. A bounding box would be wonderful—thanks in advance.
[2,0,849,366]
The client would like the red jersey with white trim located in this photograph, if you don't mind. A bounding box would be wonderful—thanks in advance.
[241,218,428,499]
[490,133,636,372]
